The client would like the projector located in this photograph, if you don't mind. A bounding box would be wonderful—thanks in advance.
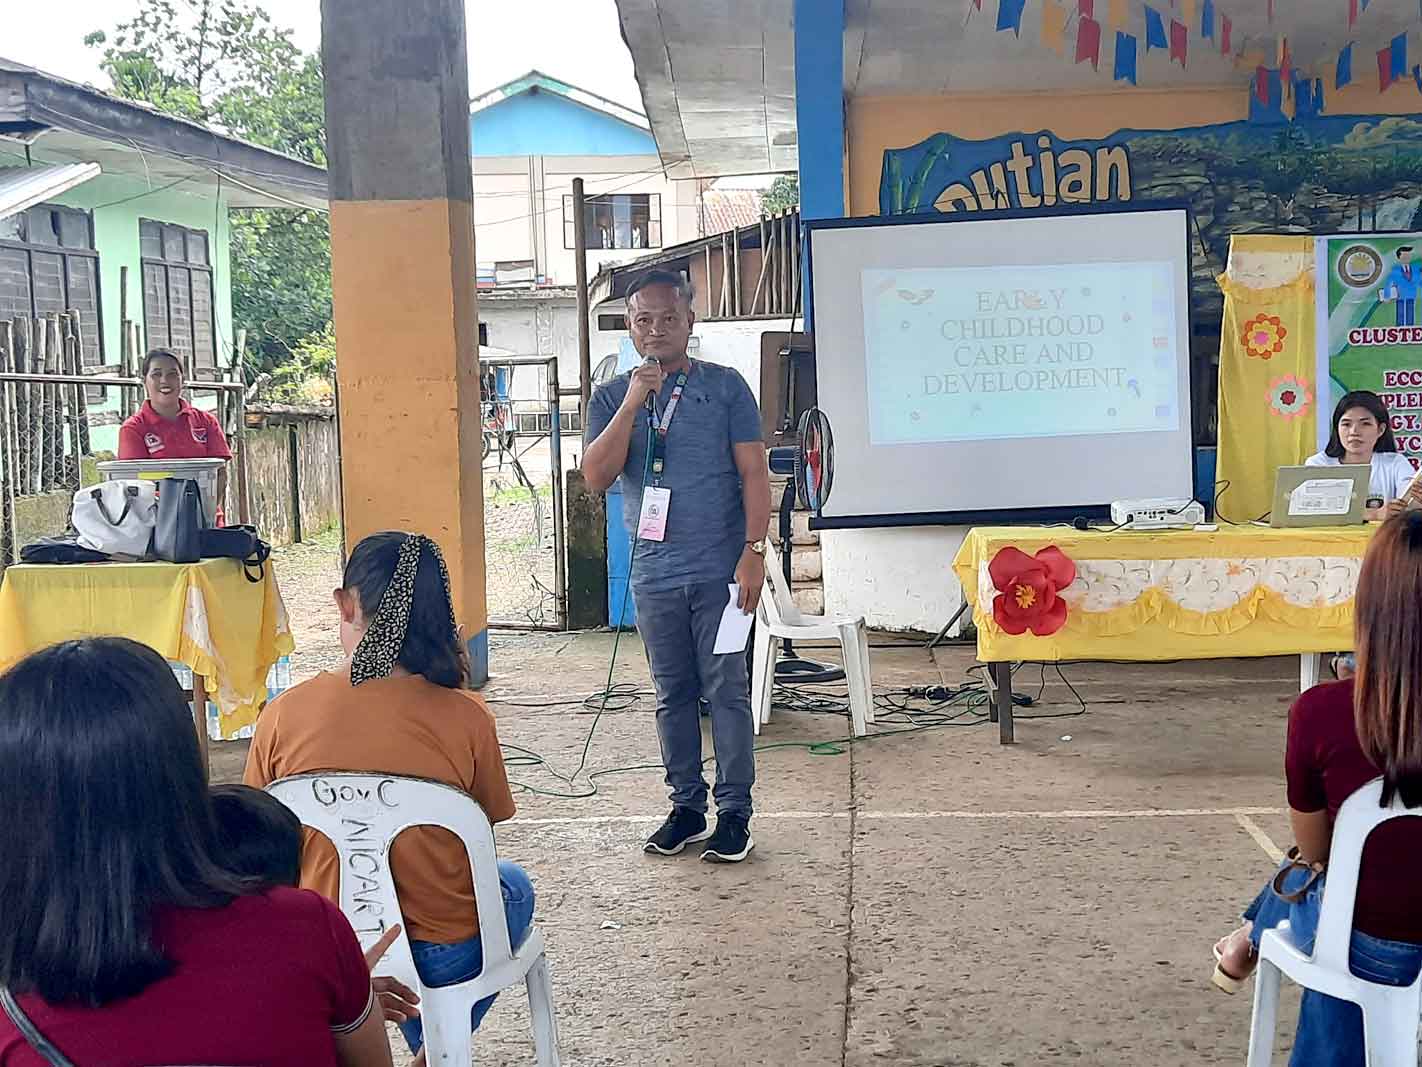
[1110,498,1206,530]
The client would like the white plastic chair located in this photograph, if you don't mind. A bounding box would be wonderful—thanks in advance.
[267,773,559,1067]
[1247,777,1422,1066]
[751,541,875,737]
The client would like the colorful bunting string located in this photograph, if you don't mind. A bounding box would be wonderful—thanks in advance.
[1114,30,1139,82]
[1077,14,1103,68]
[1145,5,1168,50]
[1042,0,1068,55]
[1170,18,1188,65]
[1201,0,1215,39]
[997,0,1028,35]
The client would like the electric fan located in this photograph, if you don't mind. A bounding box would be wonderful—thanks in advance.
[767,407,841,684]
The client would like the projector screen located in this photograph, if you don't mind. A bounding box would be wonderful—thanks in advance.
[808,208,1196,525]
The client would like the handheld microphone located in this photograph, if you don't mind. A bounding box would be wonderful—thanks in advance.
[641,357,659,411]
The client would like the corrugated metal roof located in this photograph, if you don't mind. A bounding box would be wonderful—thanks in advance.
[0,162,101,221]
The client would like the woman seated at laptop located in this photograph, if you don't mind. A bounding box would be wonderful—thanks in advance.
[1209,513,1422,1066]
[1305,390,1416,521]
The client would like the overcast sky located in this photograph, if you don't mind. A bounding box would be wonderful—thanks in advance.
[3,0,643,108]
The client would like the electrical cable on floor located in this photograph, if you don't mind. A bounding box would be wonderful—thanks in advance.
[500,652,1092,799]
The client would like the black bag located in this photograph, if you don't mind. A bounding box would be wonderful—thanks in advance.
[199,524,272,583]
[153,477,206,563]
[19,536,110,565]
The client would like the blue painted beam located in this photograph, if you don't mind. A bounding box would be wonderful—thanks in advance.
[794,0,846,328]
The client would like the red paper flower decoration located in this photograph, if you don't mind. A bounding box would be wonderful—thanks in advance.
[989,546,1077,637]
[1242,314,1287,359]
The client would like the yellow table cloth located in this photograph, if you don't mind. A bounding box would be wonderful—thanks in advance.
[0,558,293,738]
[952,525,1376,663]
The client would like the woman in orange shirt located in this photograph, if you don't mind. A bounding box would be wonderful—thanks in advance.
[245,532,530,1060]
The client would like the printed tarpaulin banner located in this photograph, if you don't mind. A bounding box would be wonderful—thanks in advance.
[1317,235,1422,469]
[878,112,1422,324]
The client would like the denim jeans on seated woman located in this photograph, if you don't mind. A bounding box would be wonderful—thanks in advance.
[1243,862,1422,1067]
[397,860,536,1053]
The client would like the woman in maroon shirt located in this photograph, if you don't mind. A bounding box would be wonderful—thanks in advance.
[1211,513,1422,1066]
[0,638,393,1067]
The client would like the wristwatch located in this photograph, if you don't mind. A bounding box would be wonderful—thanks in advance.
[745,539,767,556]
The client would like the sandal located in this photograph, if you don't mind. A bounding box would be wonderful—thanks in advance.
[1210,936,1257,995]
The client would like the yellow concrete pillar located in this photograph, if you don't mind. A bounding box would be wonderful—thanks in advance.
[320,0,488,680]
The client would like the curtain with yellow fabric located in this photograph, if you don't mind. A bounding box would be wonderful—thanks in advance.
[1215,235,1317,524]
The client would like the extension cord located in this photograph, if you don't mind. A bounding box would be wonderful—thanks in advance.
[904,684,1034,706]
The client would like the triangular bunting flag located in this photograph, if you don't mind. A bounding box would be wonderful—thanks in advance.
[1201,0,1214,39]
[1413,63,1422,92]
[1349,0,1358,28]
[1078,0,1094,16]
[1337,42,1354,88]
[1077,15,1103,69]
[1114,30,1139,83]
[1042,0,1068,55]
[1379,45,1395,91]
[1170,19,1188,65]
[1362,0,1371,10]
[1390,32,1408,80]
[1145,5,1168,50]
[1267,0,1274,21]
[1255,65,1270,104]
[997,0,1028,35]
[1221,14,1232,54]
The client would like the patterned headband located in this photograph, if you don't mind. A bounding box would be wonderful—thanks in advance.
[350,534,461,686]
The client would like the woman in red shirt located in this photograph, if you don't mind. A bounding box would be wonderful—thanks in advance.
[117,347,232,514]
[1211,513,1422,1066]
[0,638,393,1067]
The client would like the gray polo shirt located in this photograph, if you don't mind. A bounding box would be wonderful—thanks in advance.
[585,360,762,589]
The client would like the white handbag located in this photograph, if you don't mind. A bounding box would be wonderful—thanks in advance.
[72,480,158,557]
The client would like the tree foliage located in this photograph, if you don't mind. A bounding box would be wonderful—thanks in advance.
[88,0,331,375]
[761,175,800,215]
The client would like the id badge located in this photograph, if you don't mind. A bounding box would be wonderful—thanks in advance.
[637,486,671,542]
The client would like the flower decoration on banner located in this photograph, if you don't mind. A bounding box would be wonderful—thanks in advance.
[1268,375,1313,420]
[989,546,1077,637]
[1242,313,1287,358]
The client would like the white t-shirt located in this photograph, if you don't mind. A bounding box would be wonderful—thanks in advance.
[1304,450,1418,500]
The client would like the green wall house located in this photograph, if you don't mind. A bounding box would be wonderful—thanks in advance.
[0,59,327,450]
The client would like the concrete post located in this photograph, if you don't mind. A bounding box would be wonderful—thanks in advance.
[320,0,489,683]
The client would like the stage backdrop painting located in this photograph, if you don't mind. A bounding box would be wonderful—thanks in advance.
[1318,234,1422,469]
[879,113,1422,324]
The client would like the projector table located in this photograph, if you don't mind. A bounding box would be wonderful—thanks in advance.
[952,524,1377,743]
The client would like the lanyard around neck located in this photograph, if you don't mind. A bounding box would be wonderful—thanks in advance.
[647,368,690,485]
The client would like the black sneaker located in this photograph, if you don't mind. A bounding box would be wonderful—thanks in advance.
[701,813,754,863]
[643,807,712,856]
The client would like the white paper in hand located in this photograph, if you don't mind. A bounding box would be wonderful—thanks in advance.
[713,583,754,655]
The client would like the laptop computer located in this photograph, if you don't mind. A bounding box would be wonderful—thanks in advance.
[1270,465,1371,528]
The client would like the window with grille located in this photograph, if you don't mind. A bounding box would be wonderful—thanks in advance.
[563,194,661,250]
[0,204,103,373]
[140,219,217,376]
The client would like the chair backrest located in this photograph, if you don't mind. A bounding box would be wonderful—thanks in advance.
[266,773,512,992]
[761,540,803,626]
[1310,777,1422,972]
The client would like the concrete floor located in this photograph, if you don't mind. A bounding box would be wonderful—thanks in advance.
[211,631,1307,1066]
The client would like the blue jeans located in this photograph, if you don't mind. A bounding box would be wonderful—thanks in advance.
[1244,863,1422,1067]
[633,580,756,817]
[397,861,536,1053]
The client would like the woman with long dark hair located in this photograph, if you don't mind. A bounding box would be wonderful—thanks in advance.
[1306,389,1417,520]
[0,638,392,1066]
[1210,513,1422,1065]
[245,531,529,1059]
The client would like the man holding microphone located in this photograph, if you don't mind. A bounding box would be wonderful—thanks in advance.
[582,270,770,863]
